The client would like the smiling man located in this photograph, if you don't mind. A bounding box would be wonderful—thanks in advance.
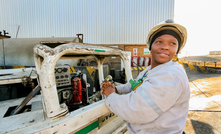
[101,19,190,134]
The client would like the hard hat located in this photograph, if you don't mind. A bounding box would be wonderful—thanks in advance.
[146,19,187,53]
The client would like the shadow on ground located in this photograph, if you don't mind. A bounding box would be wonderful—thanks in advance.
[186,72,221,82]
[191,119,214,134]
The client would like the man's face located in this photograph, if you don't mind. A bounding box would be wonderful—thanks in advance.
[151,34,178,69]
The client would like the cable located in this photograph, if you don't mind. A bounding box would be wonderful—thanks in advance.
[64,64,74,72]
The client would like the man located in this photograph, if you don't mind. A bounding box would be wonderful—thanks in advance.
[101,19,190,134]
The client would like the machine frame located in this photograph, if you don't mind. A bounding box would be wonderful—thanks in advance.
[0,43,132,134]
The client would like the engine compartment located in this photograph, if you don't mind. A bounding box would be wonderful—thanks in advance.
[55,66,102,112]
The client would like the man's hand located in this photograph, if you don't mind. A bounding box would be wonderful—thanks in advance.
[100,82,116,97]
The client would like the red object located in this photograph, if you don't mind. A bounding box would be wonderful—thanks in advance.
[131,56,139,67]
[72,78,82,103]
[131,56,151,67]
[148,57,151,66]
[133,48,138,56]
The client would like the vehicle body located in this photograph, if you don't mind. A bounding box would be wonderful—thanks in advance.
[0,36,82,68]
[0,42,132,133]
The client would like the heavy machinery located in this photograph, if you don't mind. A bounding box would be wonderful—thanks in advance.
[0,36,82,68]
[0,41,132,133]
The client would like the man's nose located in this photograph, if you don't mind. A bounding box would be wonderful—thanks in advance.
[161,42,169,50]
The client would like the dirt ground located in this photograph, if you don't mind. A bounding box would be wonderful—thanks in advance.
[185,72,221,134]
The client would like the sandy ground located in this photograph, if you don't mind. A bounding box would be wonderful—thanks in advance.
[185,72,221,134]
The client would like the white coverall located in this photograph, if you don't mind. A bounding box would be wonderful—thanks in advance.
[105,60,190,134]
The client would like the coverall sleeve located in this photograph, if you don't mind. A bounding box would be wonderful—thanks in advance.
[105,71,184,124]
[115,82,132,94]
[115,68,148,94]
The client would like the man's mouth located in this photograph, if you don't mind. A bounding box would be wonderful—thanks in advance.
[157,53,169,57]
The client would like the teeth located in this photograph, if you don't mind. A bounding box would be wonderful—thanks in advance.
[159,53,168,56]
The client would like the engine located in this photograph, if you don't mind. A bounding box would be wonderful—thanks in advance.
[55,66,101,111]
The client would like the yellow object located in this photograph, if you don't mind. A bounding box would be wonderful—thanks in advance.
[132,82,142,91]
[13,66,25,69]
[199,66,208,73]
[188,64,196,72]
[129,74,147,91]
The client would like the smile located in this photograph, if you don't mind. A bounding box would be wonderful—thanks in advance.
[157,53,169,57]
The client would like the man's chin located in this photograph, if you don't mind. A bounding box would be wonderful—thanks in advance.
[157,59,171,64]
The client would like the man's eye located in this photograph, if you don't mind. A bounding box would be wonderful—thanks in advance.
[156,41,162,43]
[171,42,177,45]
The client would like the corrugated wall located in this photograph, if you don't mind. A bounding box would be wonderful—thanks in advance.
[0,0,174,44]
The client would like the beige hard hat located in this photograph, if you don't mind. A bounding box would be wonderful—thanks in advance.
[146,19,187,53]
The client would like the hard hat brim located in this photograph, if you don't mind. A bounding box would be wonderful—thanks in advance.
[146,23,187,52]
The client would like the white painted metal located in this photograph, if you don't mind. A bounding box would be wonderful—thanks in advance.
[96,57,105,84]
[0,95,109,134]
[0,0,174,44]
[33,43,133,118]
[96,116,126,134]
[123,52,133,81]
[0,96,45,133]
[0,43,133,133]
[0,37,80,66]
[0,68,37,84]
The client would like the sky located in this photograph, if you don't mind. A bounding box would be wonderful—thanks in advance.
[174,0,221,57]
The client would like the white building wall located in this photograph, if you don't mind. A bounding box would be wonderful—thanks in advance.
[0,0,174,44]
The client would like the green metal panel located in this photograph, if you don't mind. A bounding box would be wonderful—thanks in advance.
[74,120,98,134]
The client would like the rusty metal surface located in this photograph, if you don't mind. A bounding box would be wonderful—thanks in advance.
[33,43,133,118]
[0,30,11,39]
[0,68,37,84]
[0,35,11,39]
[0,43,132,133]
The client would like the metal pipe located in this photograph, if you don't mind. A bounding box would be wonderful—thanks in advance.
[76,34,83,43]
[2,39,5,69]
[16,25,20,38]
